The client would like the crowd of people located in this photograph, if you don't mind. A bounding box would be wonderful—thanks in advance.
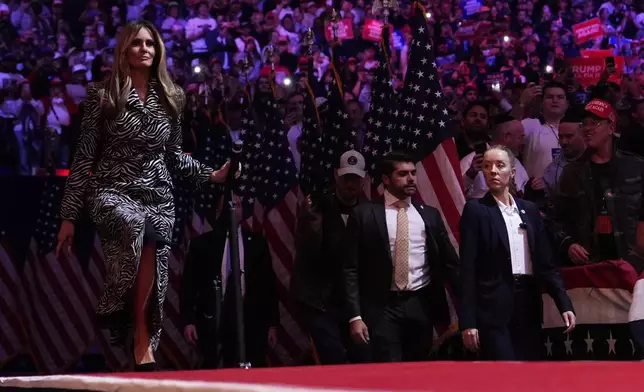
[0,0,644,373]
[0,0,642,175]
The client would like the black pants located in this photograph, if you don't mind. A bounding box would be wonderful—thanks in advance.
[479,276,543,361]
[370,288,433,362]
[196,314,269,369]
[196,317,221,369]
[299,303,371,365]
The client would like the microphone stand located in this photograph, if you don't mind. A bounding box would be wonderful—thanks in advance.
[225,139,250,369]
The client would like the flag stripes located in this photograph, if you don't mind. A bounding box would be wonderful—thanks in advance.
[415,143,464,248]
[22,241,94,374]
[264,188,309,363]
[0,240,25,366]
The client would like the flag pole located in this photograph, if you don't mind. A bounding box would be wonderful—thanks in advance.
[224,59,251,369]
[226,138,249,369]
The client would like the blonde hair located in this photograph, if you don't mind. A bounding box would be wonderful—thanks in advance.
[100,20,184,120]
[486,144,519,196]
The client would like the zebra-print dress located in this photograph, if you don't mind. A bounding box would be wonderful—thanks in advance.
[60,80,213,350]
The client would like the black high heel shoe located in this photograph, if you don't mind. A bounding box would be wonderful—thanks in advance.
[134,362,158,372]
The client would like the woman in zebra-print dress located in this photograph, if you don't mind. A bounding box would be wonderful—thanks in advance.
[55,21,234,369]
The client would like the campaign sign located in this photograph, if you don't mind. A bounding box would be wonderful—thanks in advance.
[325,19,354,42]
[572,18,603,44]
[392,30,404,50]
[577,52,625,84]
[567,57,623,87]
[484,72,505,85]
[362,18,384,42]
[461,0,482,18]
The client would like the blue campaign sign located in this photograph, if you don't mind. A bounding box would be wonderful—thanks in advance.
[392,30,404,50]
[461,0,482,18]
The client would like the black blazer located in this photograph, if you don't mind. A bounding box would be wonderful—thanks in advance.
[343,199,460,327]
[180,227,280,330]
[290,193,365,312]
[458,193,574,331]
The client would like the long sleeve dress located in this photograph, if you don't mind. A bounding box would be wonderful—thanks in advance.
[60,80,214,350]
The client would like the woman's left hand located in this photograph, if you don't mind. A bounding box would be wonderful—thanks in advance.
[562,311,576,334]
[210,160,242,183]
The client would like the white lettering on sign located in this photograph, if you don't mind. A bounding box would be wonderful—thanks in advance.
[571,65,602,73]
[570,63,603,84]
[586,101,609,114]
[576,24,600,38]
[588,102,608,109]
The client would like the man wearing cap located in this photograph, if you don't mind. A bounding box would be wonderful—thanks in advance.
[343,151,460,362]
[549,99,644,271]
[291,150,370,364]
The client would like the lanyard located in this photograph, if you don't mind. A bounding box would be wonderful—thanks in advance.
[544,122,560,144]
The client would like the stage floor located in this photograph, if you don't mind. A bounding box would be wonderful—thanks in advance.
[2,362,644,391]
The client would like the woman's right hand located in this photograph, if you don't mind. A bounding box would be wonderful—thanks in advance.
[56,220,75,257]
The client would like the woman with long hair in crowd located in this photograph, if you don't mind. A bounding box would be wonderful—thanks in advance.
[55,20,235,370]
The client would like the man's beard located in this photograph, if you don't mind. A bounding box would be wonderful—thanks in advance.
[465,126,488,141]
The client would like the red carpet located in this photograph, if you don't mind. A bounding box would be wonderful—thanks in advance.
[2,362,644,391]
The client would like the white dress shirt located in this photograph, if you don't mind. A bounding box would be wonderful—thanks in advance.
[287,123,303,172]
[493,195,532,275]
[521,118,561,179]
[221,227,245,296]
[383,190,429,291]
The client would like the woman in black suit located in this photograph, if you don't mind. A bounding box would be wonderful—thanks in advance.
[458,145,576,360]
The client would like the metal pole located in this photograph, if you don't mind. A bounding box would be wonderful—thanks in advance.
[226,140,250,369]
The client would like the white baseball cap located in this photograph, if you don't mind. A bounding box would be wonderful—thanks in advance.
[337,150,366,178]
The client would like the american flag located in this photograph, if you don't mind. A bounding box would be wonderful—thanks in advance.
[396,3,464,248]
[194,90,264,234]
[318,54,356,186]
[256,89,309,363]
[0,232,26,367]
[172,172,195,247]
[191,122,226,237]
[22,179,96,373]
[363,24,399,179]
[298,58,325,196]
[233,89,266,233]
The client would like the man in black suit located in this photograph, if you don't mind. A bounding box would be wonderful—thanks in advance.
[291,150,370,364]
[459,145,576,360]
[180,194,279,368]
[343,151,461,362]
